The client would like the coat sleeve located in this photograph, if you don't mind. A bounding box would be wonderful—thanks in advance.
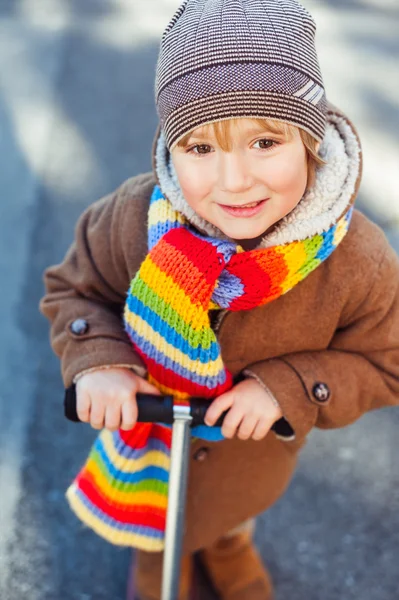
[39,175,153,388]
[243,242,399,443]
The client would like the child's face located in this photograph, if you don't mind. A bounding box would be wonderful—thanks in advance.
[170,118,309,241]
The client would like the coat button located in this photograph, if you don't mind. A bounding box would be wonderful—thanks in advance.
[312,382,330,403]
[193,447,209,462]
[70,319,89,335]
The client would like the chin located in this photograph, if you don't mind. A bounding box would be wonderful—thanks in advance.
[218,223,268,241]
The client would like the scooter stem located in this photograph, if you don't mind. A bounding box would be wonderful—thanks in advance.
[162,405,193,600]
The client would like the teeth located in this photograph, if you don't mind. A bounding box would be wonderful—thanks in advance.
[224,200,263,208]
[234,201,260,208]
[242,202,259,208]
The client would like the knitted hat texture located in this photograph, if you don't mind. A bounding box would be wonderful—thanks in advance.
[155,0,328,149]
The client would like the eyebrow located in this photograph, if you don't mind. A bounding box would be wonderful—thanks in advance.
[185,133,209,143]
[186,125,281,143]
[242,126,281,137]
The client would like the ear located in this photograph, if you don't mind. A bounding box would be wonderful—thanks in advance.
[315,141,321,152]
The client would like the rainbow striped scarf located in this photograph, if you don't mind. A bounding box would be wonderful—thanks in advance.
[66,185,353,551]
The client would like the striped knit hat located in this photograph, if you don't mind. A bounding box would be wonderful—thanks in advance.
[155,0,327,150]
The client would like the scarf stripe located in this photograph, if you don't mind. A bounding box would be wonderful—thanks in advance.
[68,485,165,549]
[125,314,222,373]
[66,184,353,550]
[126,286,216,348]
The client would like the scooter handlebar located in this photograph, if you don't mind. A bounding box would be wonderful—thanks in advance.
[64,384,228,428]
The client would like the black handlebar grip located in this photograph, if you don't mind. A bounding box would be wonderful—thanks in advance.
[64,385,81,422]
[190,396,227,427]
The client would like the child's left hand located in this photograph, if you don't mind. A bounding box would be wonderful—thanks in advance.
[204,378,283,441]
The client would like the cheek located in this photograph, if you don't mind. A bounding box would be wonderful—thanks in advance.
[263,149,308,197]
[174,163,212,212]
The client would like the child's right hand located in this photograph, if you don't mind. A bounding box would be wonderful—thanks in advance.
[76,367,161,431]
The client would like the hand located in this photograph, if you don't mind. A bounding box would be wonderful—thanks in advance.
[204,378,283,441]
[76,367,160,431]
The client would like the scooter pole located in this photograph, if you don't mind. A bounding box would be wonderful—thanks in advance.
[161,404,192,600]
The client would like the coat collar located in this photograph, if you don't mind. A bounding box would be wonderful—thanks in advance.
[151,101,363,248]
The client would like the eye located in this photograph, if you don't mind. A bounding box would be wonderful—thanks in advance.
[253,139,279,151]
[187,144,212,156]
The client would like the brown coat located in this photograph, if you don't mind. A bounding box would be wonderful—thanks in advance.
[40,108,399,554]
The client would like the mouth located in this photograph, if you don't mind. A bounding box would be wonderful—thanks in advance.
[218,198,270,218]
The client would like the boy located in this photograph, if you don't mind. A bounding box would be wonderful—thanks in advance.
[40,1,399,598]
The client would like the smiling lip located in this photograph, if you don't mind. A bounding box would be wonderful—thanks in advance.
[218,198,270,218]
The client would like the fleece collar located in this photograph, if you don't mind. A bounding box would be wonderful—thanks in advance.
[151,102,363,248]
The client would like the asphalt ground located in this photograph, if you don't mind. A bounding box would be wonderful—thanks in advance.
[0,1,398,599]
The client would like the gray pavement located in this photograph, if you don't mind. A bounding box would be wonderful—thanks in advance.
[0,1,398,599]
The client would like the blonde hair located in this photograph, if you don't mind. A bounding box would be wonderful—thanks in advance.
[177,118,327,193]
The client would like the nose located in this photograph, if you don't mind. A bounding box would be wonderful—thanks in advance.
[217,151,254,194]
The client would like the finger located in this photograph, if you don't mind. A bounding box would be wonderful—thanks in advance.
[105,403,122,432]
[205,392,235,426]
[237,415,259,441]
[135,377,161,396]
[252,419,272,441]
[121,398,138,431]
[90,401,105,430]
[76,389,91,423]
[221,406,244,439]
